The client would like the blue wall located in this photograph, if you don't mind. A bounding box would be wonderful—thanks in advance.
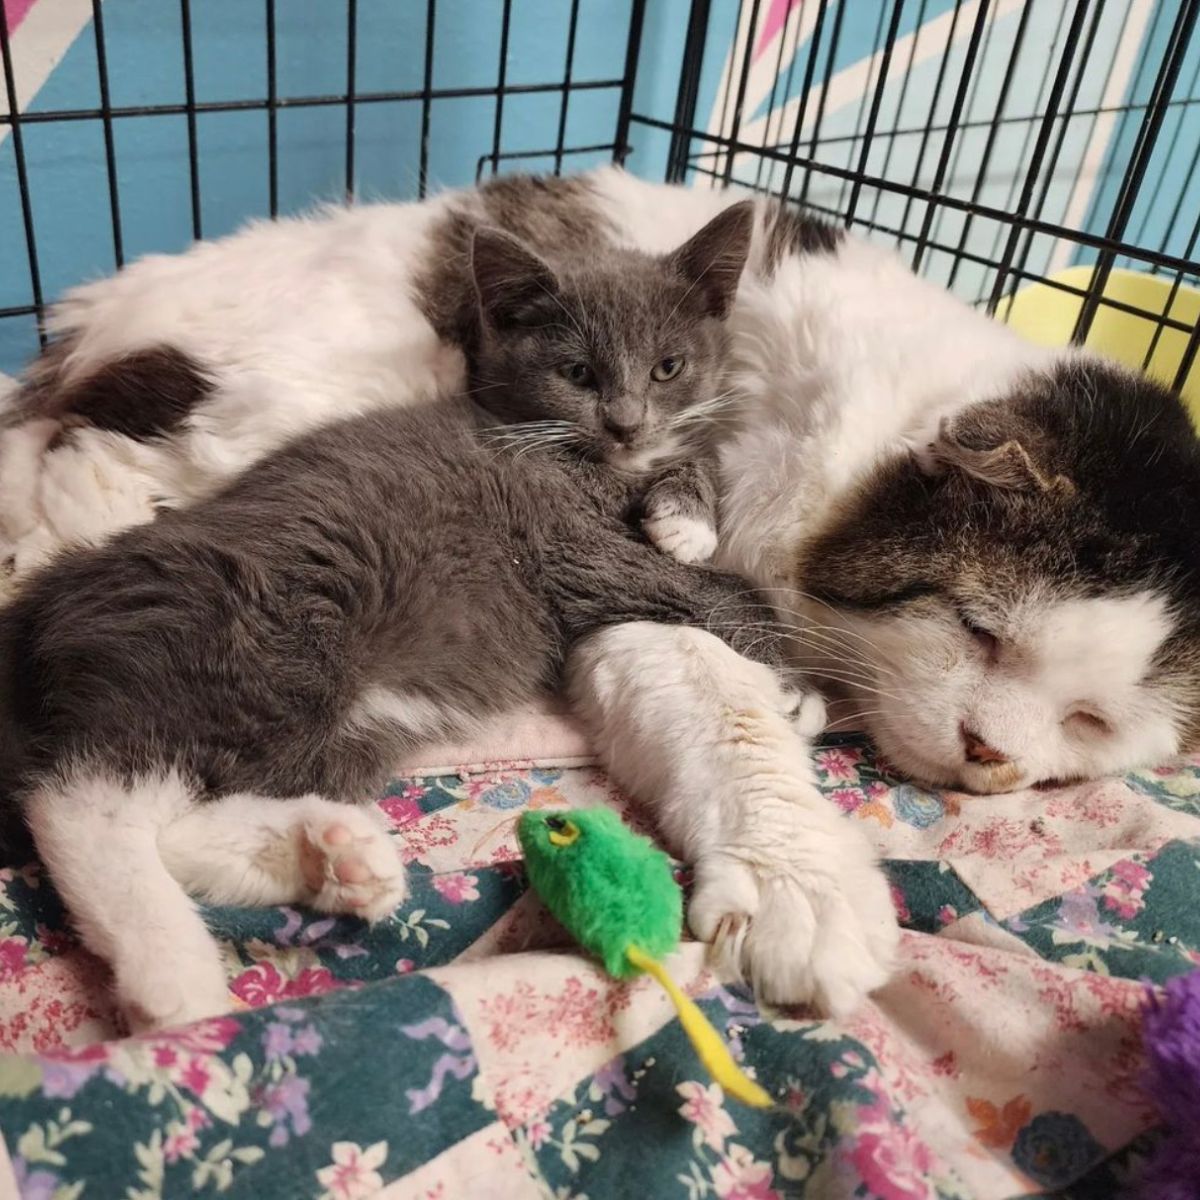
[3,0,1195,376]
[1,0,662,373]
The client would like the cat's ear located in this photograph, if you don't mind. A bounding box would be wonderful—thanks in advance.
[470,227,560,331]
[922,418,1075,496]
[669,200,755,319]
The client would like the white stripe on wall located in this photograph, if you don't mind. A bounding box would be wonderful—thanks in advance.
[1048,0,1154,272]
[0,0,94,146]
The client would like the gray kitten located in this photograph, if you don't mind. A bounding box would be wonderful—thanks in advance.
[2,208,771,803]
[0,213,791,1029]
[425,199,758,564]
[0,399,786,802]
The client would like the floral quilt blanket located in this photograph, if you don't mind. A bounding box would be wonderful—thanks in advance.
[0,724,1197,1200]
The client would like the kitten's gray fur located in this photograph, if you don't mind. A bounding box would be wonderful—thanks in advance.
[0,402,784,807]
[424,192,758,552]
[0,212,782,823]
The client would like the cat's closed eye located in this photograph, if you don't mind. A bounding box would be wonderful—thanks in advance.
[559,362,595,387]
[956,607,999,659]
[651,355,685,382]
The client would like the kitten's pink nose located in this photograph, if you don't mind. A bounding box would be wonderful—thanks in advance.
[961,724,1010,766]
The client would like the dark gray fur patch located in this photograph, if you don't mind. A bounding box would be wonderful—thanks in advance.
[415,173,614,345]
[12,344,211,442]
[476,173,614,258]
[762,203,843,272]
[2,338,75,430]
[0,401,786,810]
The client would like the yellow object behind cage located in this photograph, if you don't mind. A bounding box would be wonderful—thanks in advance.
[997,267,1200,428]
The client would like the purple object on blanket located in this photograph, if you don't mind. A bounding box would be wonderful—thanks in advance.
[1140,970,1200,1197]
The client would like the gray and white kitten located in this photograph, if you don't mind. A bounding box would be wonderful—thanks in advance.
[426,200,758,565]
[0,214,789,1029]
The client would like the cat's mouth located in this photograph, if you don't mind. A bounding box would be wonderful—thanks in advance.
[604,439,681,475]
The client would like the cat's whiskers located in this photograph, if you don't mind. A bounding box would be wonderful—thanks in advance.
[781,626,898,679]
[499,424,587,461]
[699,619,893,694]
[701,589,897,677]
[668,390,740,431]
[479,419,584,452]
[697,609,883,678]
[801,673,901,703]
[737,587,901,672]
[461,377,509,394]
[823,708,889,733]
[478,423,585,463]
[701,617,878,672]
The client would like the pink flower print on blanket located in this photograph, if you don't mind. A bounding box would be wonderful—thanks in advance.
[143,1016,243,1056]
[0,936,31,980]
[316,1140,388,1200]
[830,786,866,815]
[814,746,863,785]
[379,786,423,826]
[938,817,1063,860]
[710,1144,780,1200]
[231,962,340,1008]
[888,883,912,924]
[677,1081,737,1153]
[1099,858,1152,919]
[848,1116,936,1200]
[163,1106,211,1163]
[432,872,481,904]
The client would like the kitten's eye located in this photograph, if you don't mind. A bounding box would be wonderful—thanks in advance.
[559,362,594,387]
[1063,706,1113,738]
[651,356,685,382]
[957,609,998,658]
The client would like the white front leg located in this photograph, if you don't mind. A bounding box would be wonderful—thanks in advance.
[568,623,899,1017]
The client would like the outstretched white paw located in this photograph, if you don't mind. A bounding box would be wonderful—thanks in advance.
[117,937,232,1034]
[643,508,718,564]
[688,828,899,1017]
[298,806,408,923]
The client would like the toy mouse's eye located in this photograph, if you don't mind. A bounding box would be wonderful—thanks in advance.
[545,815,580,846]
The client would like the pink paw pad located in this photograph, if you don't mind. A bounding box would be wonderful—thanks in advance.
[299,810,409,922]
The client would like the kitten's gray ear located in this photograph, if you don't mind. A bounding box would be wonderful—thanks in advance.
[922,418,1075,496]
[470,227,560,330]
[670,199,755,319]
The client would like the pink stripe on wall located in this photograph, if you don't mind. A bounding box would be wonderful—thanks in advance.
[3,0,37,35]
[755,0,802,60]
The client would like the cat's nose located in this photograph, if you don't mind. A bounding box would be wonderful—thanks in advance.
[960,724,1010,766]
[602,413,641,444]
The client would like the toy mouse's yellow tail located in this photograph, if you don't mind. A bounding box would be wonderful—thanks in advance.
[626,945,771,1108]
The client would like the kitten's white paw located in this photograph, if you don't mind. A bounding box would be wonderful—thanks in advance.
[299,806,408,922]
[643,510,718,564]
[689,832,899,1017]
[117,939,232,1034]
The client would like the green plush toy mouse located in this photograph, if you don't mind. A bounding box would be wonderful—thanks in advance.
[517,807,771,1108]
